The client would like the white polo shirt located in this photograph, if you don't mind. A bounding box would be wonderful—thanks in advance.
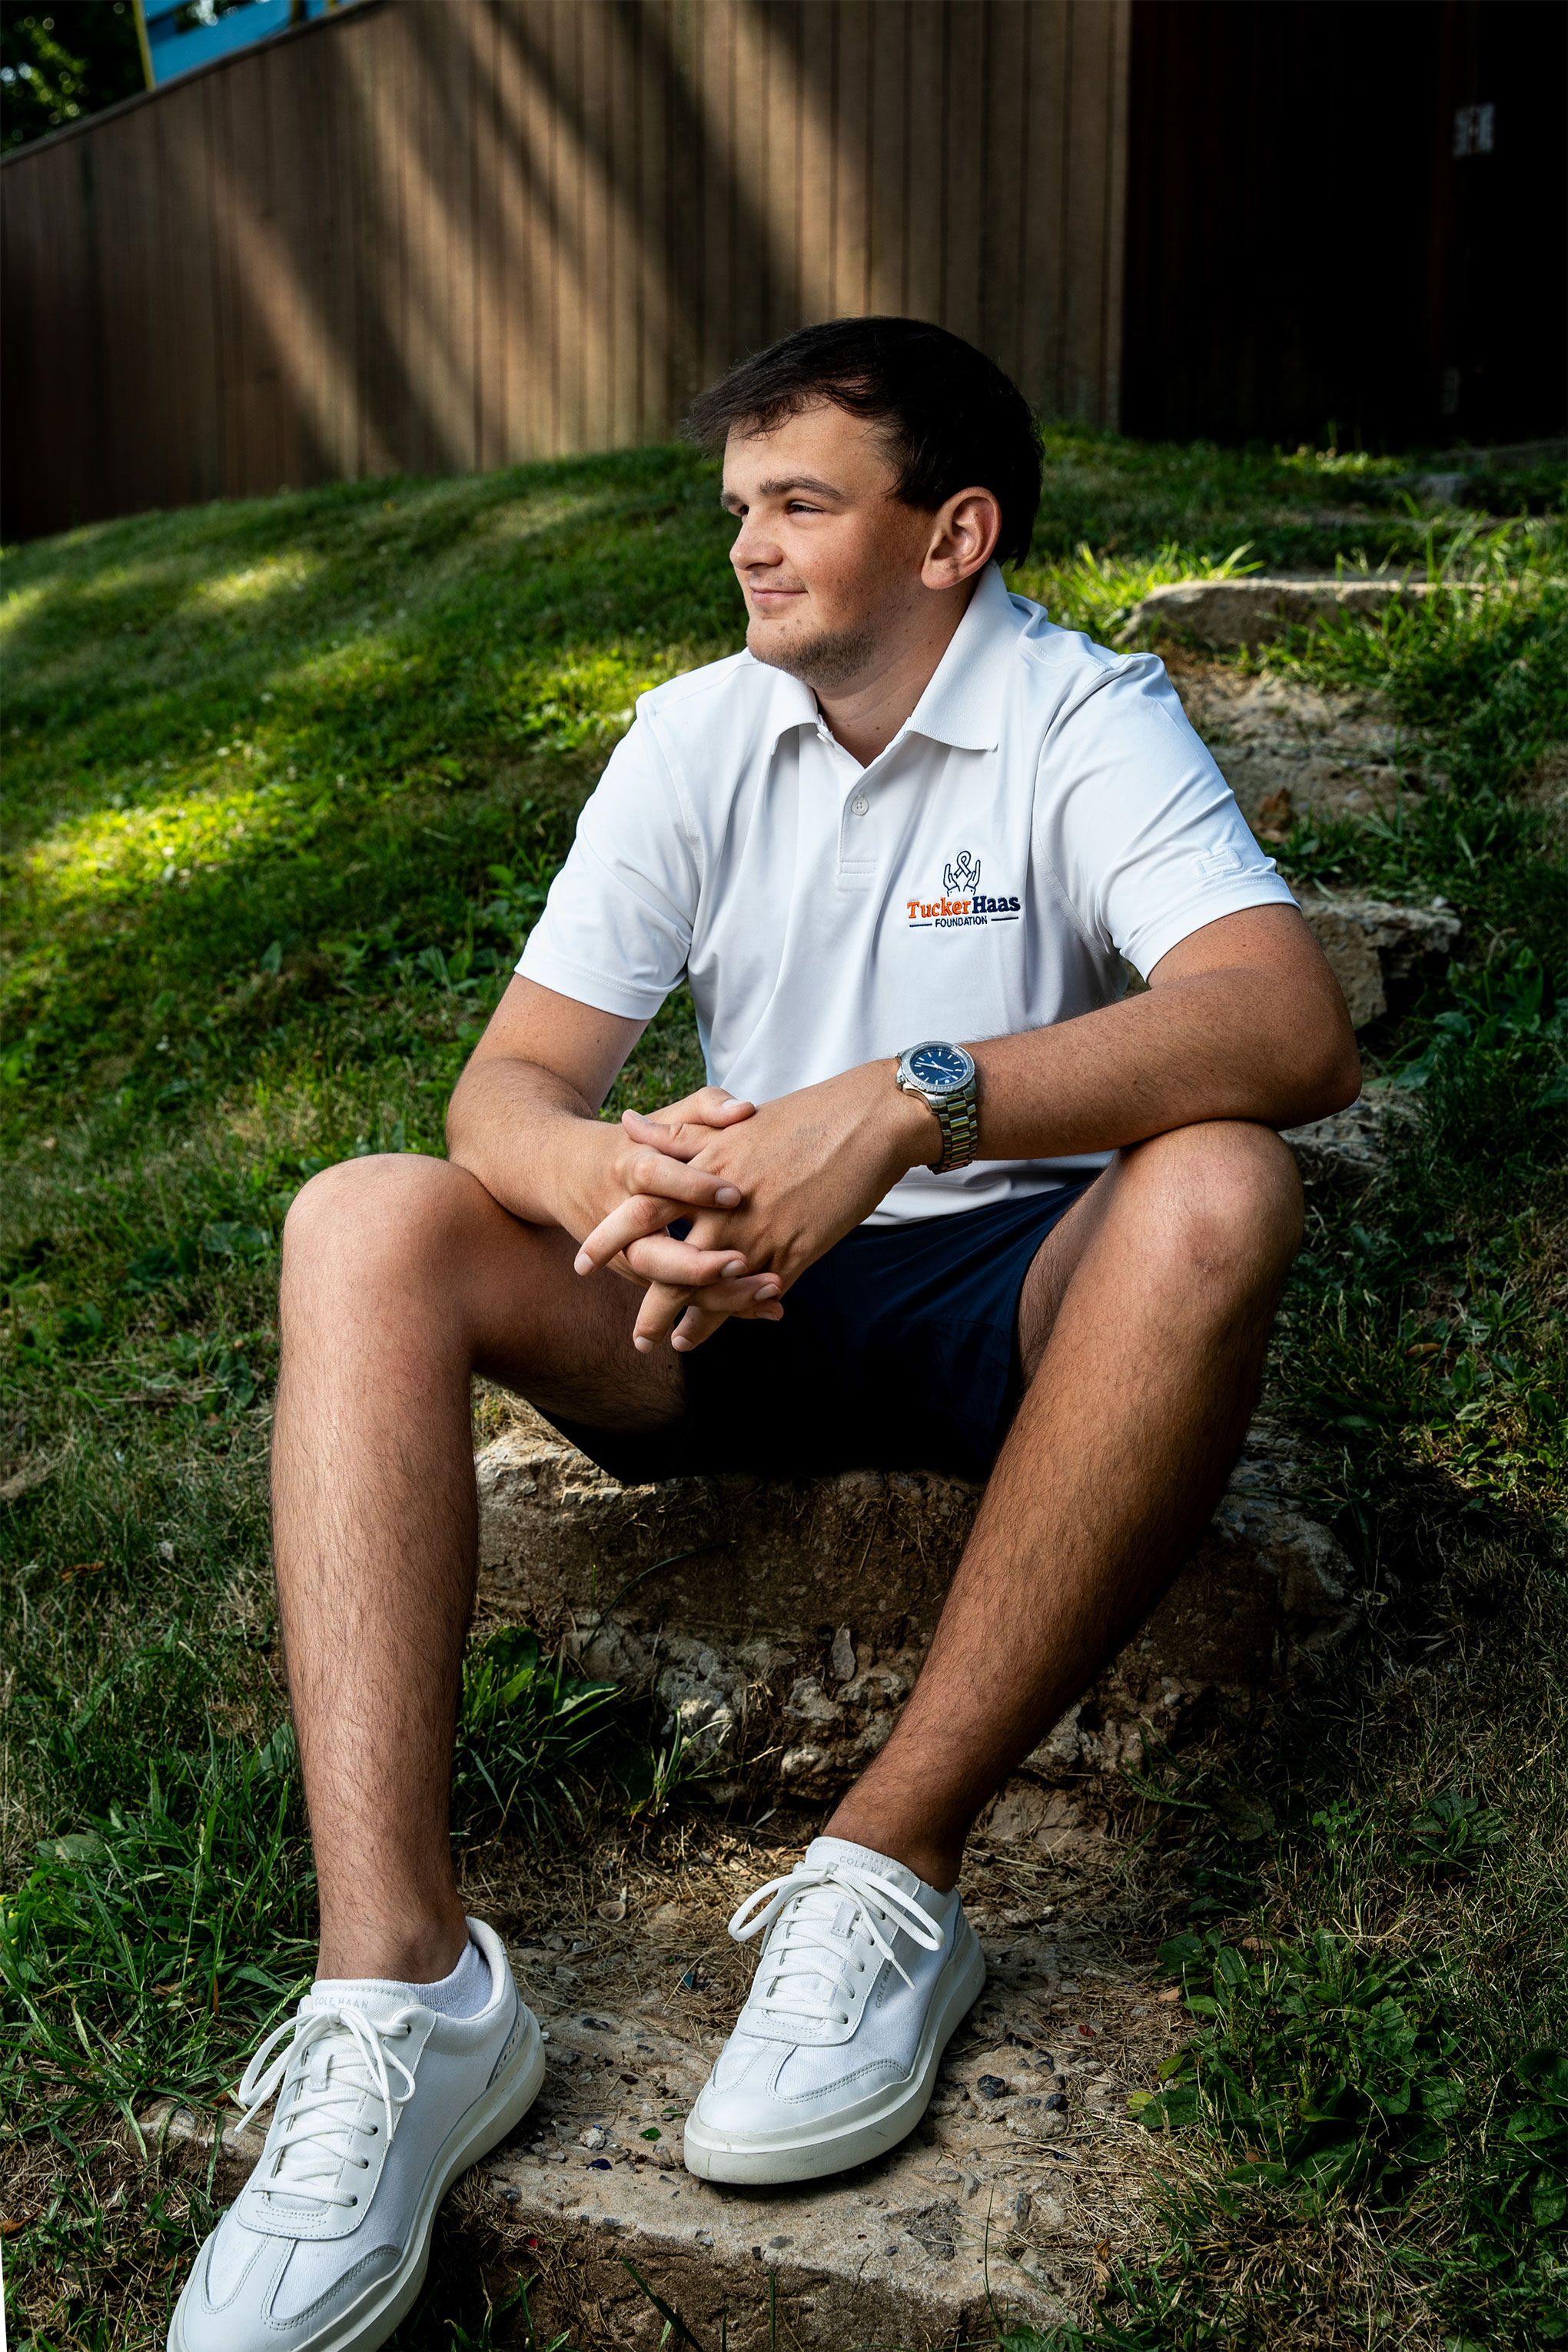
[517,562,1295,1224]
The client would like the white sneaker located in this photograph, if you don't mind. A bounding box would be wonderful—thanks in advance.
[168,1918,543,2352]
[682,1835,985,2184]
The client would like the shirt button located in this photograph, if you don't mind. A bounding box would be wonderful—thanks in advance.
[850,795,869,816]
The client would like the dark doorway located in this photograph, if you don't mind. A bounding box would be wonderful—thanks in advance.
[1122,0,1568,450]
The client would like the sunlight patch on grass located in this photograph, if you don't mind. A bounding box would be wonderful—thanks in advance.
[189,549,322,611]
[15,779,292,909]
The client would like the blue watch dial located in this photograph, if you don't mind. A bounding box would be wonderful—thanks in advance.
[909,1043,972,1091]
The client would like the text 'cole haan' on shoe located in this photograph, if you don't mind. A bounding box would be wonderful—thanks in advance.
[682,1834,986,2185]
[168,1917,543,2352]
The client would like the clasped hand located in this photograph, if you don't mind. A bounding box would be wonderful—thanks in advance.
[573,1066,922,1354]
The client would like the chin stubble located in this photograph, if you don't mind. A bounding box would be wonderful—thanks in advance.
[750,616,881,693]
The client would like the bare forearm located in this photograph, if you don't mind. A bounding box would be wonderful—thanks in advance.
[970,962,1360,1163]
[446,1057,612,1232]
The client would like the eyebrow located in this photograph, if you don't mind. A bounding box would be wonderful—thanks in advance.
[721,473,849,508]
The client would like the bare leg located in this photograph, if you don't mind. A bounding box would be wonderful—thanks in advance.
[271,1155,682,1982]
[825,1120,1304,1890]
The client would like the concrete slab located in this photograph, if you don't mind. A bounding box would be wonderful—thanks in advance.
[144,1851,1170,2350]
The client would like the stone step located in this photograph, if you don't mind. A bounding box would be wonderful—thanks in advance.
[477,1413,1359,1838]
[1294,894,1460,1030]
[1121,573,1492,649]
[144,1829,1174,2348]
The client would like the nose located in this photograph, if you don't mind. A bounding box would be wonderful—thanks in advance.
[729,511,781,576]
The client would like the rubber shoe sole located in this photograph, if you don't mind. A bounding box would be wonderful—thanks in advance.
[167,2004,545,2352]
[682,1915,986,2185]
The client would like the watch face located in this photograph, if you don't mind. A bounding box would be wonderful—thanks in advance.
[907,1041,973,1094]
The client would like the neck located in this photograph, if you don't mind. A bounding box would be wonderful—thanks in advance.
[813,574,982,766]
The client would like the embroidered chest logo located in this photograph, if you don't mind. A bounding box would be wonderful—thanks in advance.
[908,848,1020,929]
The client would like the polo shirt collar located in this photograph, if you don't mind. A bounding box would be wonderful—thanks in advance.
[756,558,1023,755]
[901,562,1020,752]
[760,663,820,750]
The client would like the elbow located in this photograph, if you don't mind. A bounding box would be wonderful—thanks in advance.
[1295,1015,1363,1125]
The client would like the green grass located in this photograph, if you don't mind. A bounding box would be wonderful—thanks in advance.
[2,430,1566,2347]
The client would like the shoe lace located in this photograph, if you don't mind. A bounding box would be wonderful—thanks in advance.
[232,2006,420,2211]
[727,1859,942,2028]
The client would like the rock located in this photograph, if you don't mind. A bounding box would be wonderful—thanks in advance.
[1294,895,1461,1028]
[477,1415,1358,1819]
[1283,1090,1420,1186]
[138,2100,267,2171]
[1121,575,1482,650]
[1167,660,1427,831]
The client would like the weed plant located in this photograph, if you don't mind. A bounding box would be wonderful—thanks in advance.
[2,434,1565,2347]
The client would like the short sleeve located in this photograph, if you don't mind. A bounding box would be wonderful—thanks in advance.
[515,713,699,1018]
[1035,654,1297,977]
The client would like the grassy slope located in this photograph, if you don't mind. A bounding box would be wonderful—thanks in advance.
[2,434,1565,2349]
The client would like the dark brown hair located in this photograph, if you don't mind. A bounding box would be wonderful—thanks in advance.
[684,316,1043,566]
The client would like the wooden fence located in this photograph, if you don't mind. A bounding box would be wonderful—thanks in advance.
[0,0,1131,540]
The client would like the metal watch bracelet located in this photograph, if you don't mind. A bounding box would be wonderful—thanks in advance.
[929,1085,980,1173]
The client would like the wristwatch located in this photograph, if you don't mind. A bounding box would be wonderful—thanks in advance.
[895,1039,980,1173]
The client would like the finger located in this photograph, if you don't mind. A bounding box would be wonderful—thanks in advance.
[631,1272,769,1350]
[691,1088,757,1126]
[575,1194,682,1271]
[622,1105,752,1181]
[614,1133,745,1209]
[625,1269,779,1317]
[642,1088,757,1130]
[622,1108,746,1171]
[672,1296,784,1351]
[632,1281,699,1352]
[616,1231,752,1289]
[576,1184,743,1272]
[633,1270,783,1353]
[606,1253,780,1304]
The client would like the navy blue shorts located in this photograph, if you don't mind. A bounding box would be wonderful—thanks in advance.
[546,1178,1099,1487]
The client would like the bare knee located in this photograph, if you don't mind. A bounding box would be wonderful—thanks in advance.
[281,1152,490,1301]
[1126,1121,1304,1292]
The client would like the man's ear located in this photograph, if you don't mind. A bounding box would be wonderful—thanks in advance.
[921,487,1002,590]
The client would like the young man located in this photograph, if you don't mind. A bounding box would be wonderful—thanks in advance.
[169,319,1360,2350]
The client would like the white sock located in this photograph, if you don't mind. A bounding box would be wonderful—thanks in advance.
[314,1935,492,2021]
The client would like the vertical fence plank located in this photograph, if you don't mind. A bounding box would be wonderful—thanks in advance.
[830,2,872,317]
[903,1,946,329]
[1018,0,1070,419]
[979,0,1028,387]
[1061,0,1122,421]
[941,2,985,347]
[865,0,909,316]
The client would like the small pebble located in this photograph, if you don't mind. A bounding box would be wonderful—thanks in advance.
[1045,2092,1067,2111]
[975,2075,1008,2100]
